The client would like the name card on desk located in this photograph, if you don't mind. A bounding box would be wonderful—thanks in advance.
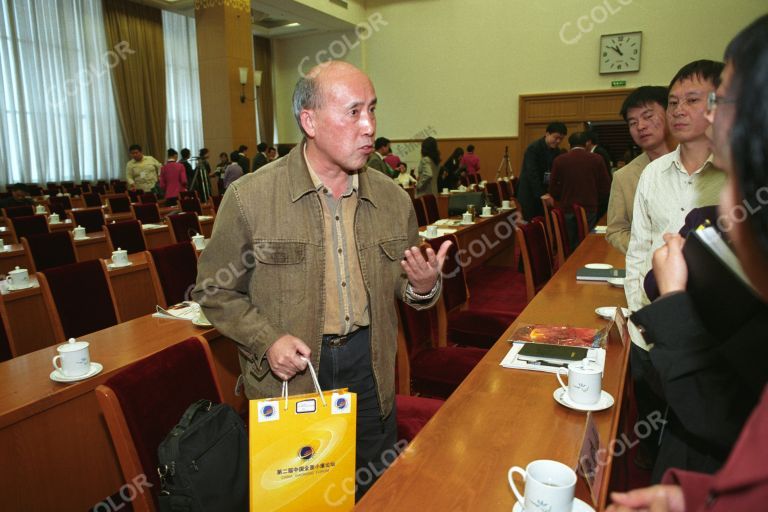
[614,308,629,346]
[577,412,605,508]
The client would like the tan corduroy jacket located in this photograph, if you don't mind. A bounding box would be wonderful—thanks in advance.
[192,143,438,418]
[605,152,650,254]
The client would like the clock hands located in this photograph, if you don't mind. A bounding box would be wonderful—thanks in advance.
[608,45,624,56]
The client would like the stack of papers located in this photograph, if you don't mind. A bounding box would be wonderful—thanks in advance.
[500,343,605,374]
[153,301,211,327]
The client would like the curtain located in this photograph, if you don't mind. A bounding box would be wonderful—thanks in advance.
[162,10,203,154]
[0,0,125,185]
[253,35,274,145]
[102,0,166,164]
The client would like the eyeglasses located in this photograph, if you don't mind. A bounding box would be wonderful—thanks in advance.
[707,91,736,113]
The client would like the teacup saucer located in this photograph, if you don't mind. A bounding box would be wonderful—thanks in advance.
[107,261,133,269]
[73,236,89,241]
[6,282,35,291]
[479,214,494,218]
[498,207,514,211]
[513,497,594,512]
[554,388,614,412]
[607,277,625,288]
[50,362,103,383]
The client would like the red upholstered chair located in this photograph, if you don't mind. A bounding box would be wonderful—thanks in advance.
[48,195,72,217]
[113,182,128,194]
[179,190,199,200]
[497,180,511,202]
[0,311,12,362]
[211,195,223,213]
[411,197,428,228]
[83,192,101,207]
[395,299,485,399]
[426,234,515,349]
[180,197,203,216]
[27,185,44,196]
[2,205,34,219]
[106,195,132,214]
[421,194,441,224]
[132,203,161,225]
[146,242,198,308]
[166,212,203,243]
[69,206,106,233]
[37,259,120,340]
[140,192,158,204]
[573,203,590,244]
[515,218,554,303]
[10,214,48,241]
[21,231,78,273]
[550,207,571,268]
[395,394,444,443]
[95,338,224,512]
[91,184,107,195]
[485,182,502,207]
[104,220,147,254]
[540,196,556,261]
[66,186,82,197]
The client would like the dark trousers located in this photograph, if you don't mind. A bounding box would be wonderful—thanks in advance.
[630,344,667,475]
[318,327,397,501]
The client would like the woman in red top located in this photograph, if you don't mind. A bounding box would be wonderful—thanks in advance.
[159,148,187,206]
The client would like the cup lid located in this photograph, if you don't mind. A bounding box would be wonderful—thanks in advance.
[9,266,26,273]
[570,358,601,373]
[58,338,89,352]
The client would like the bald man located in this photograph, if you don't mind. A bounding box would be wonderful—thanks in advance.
[193,61,450,499]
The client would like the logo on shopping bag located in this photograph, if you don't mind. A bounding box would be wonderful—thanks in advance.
[298,445,315,460]
[257,400,280,422]
[331,392,352,415]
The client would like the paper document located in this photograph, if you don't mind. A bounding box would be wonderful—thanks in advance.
[500,343,606,374]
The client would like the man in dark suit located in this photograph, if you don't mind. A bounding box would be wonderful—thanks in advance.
[546,131,611,249]
[251,142,269,172]
[517,122,567,220]
[585,131,614,174]
[236,144,250,173]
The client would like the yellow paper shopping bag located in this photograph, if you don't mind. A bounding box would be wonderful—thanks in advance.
[249,362,357,511]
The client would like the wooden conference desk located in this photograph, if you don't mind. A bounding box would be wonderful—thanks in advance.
[0,316,245,511]
[357,235,629,511]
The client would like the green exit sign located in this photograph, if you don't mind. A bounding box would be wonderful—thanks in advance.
[611,80,627,87]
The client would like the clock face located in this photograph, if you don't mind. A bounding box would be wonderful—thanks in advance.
[599,32,642,74]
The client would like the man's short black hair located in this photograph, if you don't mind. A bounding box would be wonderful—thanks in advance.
[128,144,142,153]
[374,137,390,150]
[167,148,178,157]
[230,151,241,162]
[568,132,587,147]
[546,122,568,135]
[620,86,669,121]
[467,144,475,152]
[180,148,190,159]
[257,142,268,152]
[583,131,599,144]
[668,59,725,90]
[238,145,248,153]
[9,183,27,193]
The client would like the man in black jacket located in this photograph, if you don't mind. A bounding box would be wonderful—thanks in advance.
[251,142,269,172]
[517,122,567,220]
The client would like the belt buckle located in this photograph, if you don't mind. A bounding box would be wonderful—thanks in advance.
[328,334,349,347]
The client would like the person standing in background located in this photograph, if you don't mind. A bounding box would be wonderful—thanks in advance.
[190,148,212,202]
[180,148,194,186]
[125,144,161,193]
[159,148,187,206]
[415,136,440,197]
[460,144,480,178]
[252,142,269,172]
[517,122,567,220]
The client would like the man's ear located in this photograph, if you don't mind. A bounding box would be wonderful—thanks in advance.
[300,110,316,138]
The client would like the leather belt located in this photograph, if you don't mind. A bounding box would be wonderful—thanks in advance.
[323,327,367,348]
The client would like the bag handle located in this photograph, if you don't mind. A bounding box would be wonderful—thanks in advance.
[281,356,326,410]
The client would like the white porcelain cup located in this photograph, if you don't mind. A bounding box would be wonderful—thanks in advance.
[73,225,86,239]
[462,212,473,224]
[502,200,511,209]
[442,188,449,194]
[112,248,129,266]
[49,213,60,223]
[469,183,476,191]
[426,225,439,237]
[0,238,4,251]
[557,358,603,405]
[35,204,46,214]
[509,459,576,512]
[52,338,90,377]
[192,233,206,250]
[6,266,29,288]
[482,205,492,216]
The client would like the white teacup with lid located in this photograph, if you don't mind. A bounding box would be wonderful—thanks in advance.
[502,199,511,209]
[35,204,46,214]
[49,212,60,224]
[112,247,129,266]
[461,212,473,224]
[73,225,86,239]
[192,232,205,250]
[482,205,492,216]
[6,266,29,289]
[557,358,603,405]
[52,338,91,378]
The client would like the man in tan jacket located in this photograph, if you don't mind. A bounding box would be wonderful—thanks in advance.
[193,61,450,499]
[606,86,671,253]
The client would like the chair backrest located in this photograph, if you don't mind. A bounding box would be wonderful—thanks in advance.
[83,192,101,207]
[107,195,132,214]
[421,194,441,224]
[3,205,34,219]
[179,190,198,201]
[498,181,511,201]
[485,182,501,206]
[411,197,428,227]
[70,207,106,233]
[550,207,571,268]
[395,298,437,360]
[104,220,147,254]
[146,242,199,308]
[515,218,553,303]
[48,195,72,217]
[166,212,203,243]
[509,176,519,197]
[211,195,223,212]
[572,203,590,244]
[95,338,223,512]
[38,259,120,340]
[180,197,203,216]
[91,184,106,195]
[140,192,158,204]
[114,182,128,194]
[21,231,77,272]
[10,214,48,240]
[132,203,161,224]
[27,185,44,196]
[447,191,484,216]
[66,186,82,197]
[426,234,467,313]
[540,196,556,258]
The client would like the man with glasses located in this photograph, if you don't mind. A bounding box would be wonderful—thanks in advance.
[624,60,727,480]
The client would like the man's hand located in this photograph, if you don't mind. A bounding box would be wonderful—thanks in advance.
[266,334,311,381]
[607,485,686,512]
[652,233,688,296]
[401,241,452,294]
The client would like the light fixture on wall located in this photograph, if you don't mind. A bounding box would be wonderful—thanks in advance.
[239,67,248,103]
[253,70,263,88]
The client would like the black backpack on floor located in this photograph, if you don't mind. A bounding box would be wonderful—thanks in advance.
[157,400,248,512]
